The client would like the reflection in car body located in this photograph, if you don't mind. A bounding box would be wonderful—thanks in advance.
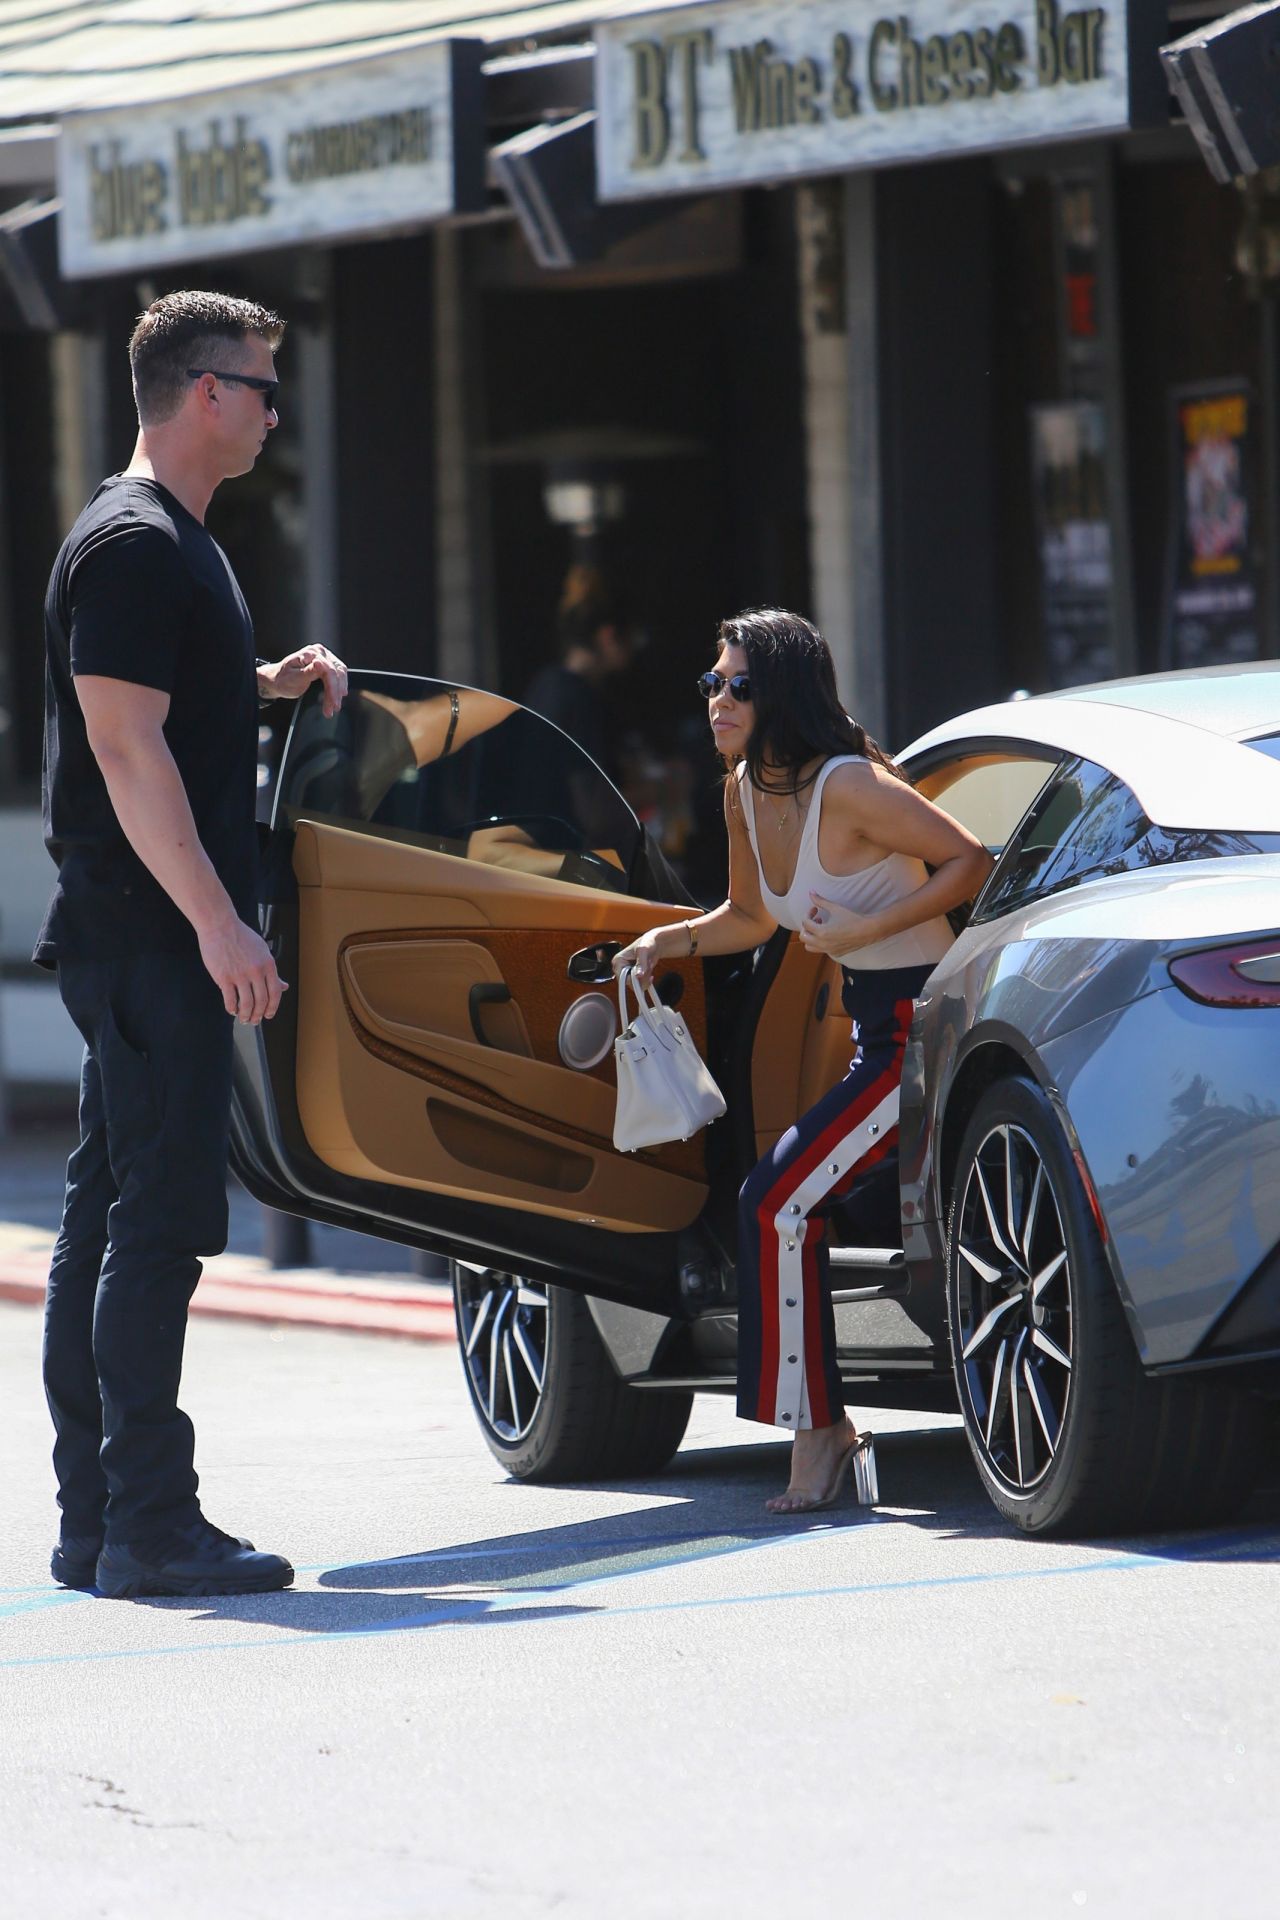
[233,662,1280,1537]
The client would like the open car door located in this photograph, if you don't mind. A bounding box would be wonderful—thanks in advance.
[230,674,713,1316]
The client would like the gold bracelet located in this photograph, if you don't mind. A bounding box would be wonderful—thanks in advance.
[687,920,699,957]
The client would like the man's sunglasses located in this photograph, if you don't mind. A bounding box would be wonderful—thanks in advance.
[186,367,279,410]
[696,670,752,703]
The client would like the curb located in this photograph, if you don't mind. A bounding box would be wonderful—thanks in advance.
[0,1235,457,1343]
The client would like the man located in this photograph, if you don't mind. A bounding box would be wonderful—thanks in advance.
[522,581,632,784]
[34,290,347,1599]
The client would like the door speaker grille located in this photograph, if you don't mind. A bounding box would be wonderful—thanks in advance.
[558,992,617,1071]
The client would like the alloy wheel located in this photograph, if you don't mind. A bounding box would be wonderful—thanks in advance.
[453,1262,549,1443]
[953,1123,1074,1492]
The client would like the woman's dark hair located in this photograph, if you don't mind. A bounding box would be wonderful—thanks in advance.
[716,607,907,796]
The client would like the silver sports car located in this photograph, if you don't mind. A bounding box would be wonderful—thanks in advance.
[232,661,1280,1536]
[899,666,1280,1532]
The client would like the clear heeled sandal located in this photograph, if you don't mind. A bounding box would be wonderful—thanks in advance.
[766,1430,879,1514]
[850,1431,879,1507]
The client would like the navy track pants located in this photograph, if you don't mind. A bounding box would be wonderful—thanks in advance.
[734,963,932,1431]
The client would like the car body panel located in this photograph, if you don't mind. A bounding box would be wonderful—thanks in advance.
[1056,659,1280,736]
[1039,989,1280,1366]
[898,853,1280,1369]
[903,698,1280,832]
[964,852,1280,946]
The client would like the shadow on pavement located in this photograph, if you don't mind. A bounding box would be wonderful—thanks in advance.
[117,1426,1280,1639]
[145,1594,597,1632]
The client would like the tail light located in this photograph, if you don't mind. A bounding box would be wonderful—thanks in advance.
[1169,940,1280,1008]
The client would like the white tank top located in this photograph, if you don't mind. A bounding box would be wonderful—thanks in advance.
[740,756,955,972]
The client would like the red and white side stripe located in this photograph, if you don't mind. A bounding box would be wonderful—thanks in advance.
[751,973,922,1430]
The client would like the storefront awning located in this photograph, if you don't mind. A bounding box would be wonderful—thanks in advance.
[0,2,635,122]
[4,4,652,282]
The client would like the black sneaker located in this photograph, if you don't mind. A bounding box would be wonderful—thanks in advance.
[96,1521,292,1599]
[50,1533,104,1591]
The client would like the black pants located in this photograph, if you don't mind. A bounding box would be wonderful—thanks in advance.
[44,951,233,1545]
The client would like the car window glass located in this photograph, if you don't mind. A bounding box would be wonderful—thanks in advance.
[976,755,1278,921]
[1246,730,1280,764]
[275,674,641,896]
[913,752,1057,851]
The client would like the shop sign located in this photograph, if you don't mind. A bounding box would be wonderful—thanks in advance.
[1029,401,1116,687]
[596,0,1163,199]
[1162,381,1261,670]
[57,40,484,279]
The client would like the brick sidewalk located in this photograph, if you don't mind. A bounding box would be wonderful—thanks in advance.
[0,1222,457,1342]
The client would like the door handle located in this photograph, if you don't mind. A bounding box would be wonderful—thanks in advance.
[468,982,513,1047]
[566,941,621,984]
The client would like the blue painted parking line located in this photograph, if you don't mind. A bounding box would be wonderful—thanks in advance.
[0,1591,84,1620]
[2,1521,1277,1671]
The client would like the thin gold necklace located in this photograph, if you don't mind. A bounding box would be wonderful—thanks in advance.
[764,786,806,832]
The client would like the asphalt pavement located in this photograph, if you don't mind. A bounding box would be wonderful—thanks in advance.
[2,1300,1278,1920]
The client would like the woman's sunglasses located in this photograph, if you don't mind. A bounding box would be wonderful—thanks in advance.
[696,670,752,703]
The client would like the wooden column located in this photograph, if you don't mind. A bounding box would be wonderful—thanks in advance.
[843,171,890,742]
[434,225,498,689]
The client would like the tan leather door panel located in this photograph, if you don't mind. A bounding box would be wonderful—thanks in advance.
[344,938,534,1057]
[797,957,857,1116]
[294,819,709,1234]
[751,940,849,1158]
[341,934,616,1138]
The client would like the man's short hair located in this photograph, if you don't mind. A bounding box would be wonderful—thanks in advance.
[129,290,285,426]
[557,595,619,660]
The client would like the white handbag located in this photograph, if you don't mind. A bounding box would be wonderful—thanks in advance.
[612,966,727,1152]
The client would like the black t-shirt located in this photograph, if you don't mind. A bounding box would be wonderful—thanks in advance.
[523,663,616,780]
[33,474,260,969]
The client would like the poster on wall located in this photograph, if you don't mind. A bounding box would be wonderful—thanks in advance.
[1163,382,1261,669]
[1029,401,1115,687]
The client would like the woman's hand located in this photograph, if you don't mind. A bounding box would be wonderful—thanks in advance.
[612,928,666,990]
[800,891,883,959]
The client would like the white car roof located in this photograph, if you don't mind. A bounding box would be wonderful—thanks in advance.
[902,694,1280,834]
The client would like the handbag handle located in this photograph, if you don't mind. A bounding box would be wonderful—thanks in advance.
[616,963,641,1032]
[616,964,674,1031]
[617,967,687,1044]
[641,975,664,1017]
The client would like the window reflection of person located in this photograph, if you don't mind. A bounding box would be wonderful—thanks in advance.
[290,683,514,821]
[361,684,515,775]
[309,684,622,885]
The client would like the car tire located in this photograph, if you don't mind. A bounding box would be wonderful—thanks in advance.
[945,1075,1259,1537]
[452,1263,693,1483]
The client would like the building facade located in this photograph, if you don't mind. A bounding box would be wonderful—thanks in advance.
[0,0,1269,1104]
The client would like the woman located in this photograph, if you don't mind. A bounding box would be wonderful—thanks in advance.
[613,610,992,1514]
